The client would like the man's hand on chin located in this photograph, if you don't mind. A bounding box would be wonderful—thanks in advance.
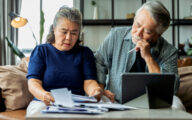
[135,39,151,60]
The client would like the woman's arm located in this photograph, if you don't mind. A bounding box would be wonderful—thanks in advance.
[84,80,103,100]
[28,78,54,105]
[84,80,115,102]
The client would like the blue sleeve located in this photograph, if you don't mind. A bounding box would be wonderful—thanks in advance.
[27,46,46,81]
[83,47,97,80]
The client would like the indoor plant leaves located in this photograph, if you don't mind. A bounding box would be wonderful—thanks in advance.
[5,37,25,59]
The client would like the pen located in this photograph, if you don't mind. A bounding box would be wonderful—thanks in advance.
[127,48,136,54]
[128,39,152,54]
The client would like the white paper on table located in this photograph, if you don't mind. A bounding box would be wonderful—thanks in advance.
[74,95,138,110]
[51,88,74,107]
[71,94,97,102]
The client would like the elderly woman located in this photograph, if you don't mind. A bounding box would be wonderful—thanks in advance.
[26,6,106,115]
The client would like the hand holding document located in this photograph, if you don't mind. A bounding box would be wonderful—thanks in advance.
[50,88,74,107]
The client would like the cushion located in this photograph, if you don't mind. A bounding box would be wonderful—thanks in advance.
[177,66,192,108]
[177,58,192,68]
[0,58,33,111]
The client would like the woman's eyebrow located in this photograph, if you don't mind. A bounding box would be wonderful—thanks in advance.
[61,28,78,32]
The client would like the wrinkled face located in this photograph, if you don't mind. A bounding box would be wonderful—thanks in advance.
[53,18,80,51]
[131,9,160,45]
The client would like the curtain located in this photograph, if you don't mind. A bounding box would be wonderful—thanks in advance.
[0,0,22,65]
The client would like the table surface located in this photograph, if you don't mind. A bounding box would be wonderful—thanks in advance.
[26,108,192,120]
[26,94,192,120]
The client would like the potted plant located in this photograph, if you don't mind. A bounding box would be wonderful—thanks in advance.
[91,0,98,19]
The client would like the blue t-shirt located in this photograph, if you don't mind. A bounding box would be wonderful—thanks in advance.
[27,43,97,96]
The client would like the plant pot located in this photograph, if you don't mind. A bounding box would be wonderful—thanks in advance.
[93,6,98,20]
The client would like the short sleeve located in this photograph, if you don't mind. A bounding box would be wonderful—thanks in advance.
[27,46,46,81]
[83,47,97,80]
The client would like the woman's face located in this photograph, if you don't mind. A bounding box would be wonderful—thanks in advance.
[53,18,80,51]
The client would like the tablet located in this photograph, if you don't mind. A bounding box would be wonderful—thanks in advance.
[121,73,175,108]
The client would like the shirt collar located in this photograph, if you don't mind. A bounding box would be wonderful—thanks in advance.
[150,37,162,57]
[124,28,132,41]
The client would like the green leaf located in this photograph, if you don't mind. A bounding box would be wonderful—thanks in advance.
[5,37,25,59]
[40,10,45,44]
[187,48,192,56]
[91,0,96,6]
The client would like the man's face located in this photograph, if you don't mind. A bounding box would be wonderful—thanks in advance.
[131,9,160,45]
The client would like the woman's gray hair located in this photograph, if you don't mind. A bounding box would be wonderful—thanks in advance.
[135,1,170,34]
[46,6,82,44]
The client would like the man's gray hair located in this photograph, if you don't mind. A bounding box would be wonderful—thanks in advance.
[46,6,82,43]
[135,1,170,34]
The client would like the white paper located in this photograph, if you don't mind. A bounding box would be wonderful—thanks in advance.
[42,105,105,114]
[51,88,74,107]
[71,94,97,102]
[74,95,138,110]
[49,88,137,114]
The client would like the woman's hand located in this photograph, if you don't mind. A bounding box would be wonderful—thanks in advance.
[104,90,115,103]
[89,87,103,102]
[42,92,55,106]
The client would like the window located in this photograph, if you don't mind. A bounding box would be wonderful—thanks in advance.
[18,0,73,56]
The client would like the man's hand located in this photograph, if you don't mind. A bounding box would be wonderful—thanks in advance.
[135,39,151,60]
[104,90,115,103]
[135,39,160,73]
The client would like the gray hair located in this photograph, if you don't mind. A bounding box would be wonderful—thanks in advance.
[46,6,82,44]
[135,1,170,34]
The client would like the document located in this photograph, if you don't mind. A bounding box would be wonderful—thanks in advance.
[42,105,105,114]
[71,94,97,103]
[74,102,137,110]
[44,88,137,114]
[51,88,74,107]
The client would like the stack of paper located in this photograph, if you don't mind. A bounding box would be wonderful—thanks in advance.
[42,105,106,114]
[42,88,137,114]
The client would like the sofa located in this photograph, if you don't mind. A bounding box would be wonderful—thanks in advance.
[0,57,33,120]
[1,57,192,120]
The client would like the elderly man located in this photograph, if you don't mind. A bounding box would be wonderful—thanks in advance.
[95,1,184,109]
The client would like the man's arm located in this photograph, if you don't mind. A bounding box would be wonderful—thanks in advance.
[94,28,115,86]
[136,39,179,93]
[94,28,117,102]
[136,40,160,73]
[145,55,160,73]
